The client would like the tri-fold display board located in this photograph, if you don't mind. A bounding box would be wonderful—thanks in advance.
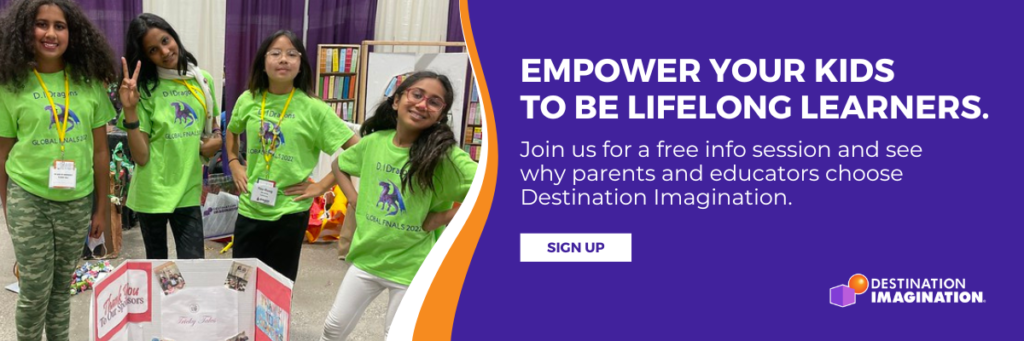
[90,259,292,341]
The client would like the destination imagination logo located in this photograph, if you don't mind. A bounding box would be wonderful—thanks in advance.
[830,273,985,308]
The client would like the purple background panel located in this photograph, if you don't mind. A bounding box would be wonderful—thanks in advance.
[455,0,1023,340]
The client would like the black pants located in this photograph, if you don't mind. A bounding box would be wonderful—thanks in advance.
[122,206,136,230]
[233,210,309,282]
[137,206,205,259]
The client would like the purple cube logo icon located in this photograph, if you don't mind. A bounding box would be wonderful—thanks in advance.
[830,285,856,307]
[830,274,869,308]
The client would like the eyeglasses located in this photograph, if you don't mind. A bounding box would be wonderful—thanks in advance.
[403,87,446,112]
[266,49,302,60]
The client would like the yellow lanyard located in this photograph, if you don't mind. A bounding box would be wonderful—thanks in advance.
[172,79,208,117]
[259,88,295,176]
[33,69,71,158]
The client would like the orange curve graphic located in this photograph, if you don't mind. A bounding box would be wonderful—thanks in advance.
[413,0,498,339]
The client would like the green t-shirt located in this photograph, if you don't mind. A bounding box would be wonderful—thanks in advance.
[0,70,115,201]
[119,72,217,213]
[338,130,478,285]
[227,90,353,221]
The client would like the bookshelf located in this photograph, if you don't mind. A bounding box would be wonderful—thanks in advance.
[315,44,361,123]
[462,74,482,161]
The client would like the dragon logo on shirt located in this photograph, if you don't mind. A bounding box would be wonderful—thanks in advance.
[260,121,286,152]
[377,179,407,216]
[171,102,198,127]
[46,105,80,131]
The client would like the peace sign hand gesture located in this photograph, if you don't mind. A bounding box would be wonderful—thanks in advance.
[119,57,141,110]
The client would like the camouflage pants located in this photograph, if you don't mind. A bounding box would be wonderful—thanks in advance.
[5,181,92,341]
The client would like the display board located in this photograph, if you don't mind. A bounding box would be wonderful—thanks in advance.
[90,259,292,341]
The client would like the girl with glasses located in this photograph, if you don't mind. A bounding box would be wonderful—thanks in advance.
[320,71,478,340]
[226,30,358,281]
[118,13,222,260]
[0,0,116,339]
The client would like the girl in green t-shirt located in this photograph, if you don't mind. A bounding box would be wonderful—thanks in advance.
[320,71,478,340]
[0,0,117,339]
[225,30,359,281]
[117,13,221,260]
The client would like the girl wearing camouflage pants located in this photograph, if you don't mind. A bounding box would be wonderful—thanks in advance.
[0,0,116,339]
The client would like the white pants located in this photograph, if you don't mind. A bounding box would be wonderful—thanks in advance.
[320,265,408,340]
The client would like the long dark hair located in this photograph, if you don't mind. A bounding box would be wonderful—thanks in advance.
[123,13,198,98]
[0,0,116,91]
[362,71,458,194]
[247,30,314,97]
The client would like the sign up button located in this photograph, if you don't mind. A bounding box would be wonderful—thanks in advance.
[520,233,632,262]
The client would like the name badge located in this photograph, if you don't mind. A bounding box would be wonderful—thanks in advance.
[251,178,278,206]
[49,160,76,189]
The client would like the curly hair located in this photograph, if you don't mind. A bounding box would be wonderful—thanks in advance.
[0,0,117,92]
[362,71,459,194]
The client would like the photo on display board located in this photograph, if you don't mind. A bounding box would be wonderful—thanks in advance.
[154,262,186,295]
[256,292,287,341]
[224,261,253,292]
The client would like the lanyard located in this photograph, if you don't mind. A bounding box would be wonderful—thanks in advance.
[33,69,71,159]
[259,88,295,177]
[172,79,208,117]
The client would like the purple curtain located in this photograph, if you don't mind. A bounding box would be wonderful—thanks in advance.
[305,0,377,59]
[223,0,305,175]
[446,0,464,52]
[77,0,142,60]
[224,0,305,119]
[224,0,303,115]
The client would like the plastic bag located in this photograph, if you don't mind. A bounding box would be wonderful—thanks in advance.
[203,191,239,239]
